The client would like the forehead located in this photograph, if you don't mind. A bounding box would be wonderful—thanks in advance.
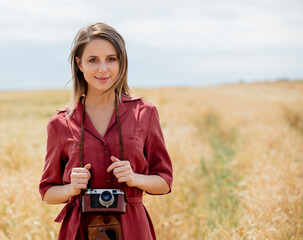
[82,38,117,56]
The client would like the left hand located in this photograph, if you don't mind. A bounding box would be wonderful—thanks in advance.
[107,156,138,187]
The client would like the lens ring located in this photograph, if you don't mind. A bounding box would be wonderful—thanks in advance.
[99,190,114,207]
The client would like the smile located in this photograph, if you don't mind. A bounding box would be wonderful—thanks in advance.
[95,76,110,82]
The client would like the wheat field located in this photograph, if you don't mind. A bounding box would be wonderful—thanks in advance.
[0,81,303,240]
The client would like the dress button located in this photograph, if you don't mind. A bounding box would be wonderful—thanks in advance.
[104,150,107,153]
[106,179,110,183]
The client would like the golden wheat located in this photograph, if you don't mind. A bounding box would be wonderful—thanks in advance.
[1,82,303,239]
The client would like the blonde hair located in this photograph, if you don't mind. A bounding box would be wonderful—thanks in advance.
[67,22,131,117]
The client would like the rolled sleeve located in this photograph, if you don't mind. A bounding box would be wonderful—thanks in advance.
[144,106,173,193]
[39,117,66,200]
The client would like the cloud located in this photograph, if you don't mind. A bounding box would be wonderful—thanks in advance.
[0,1,88,42]
[1,0,302,51]
[0,0,302,90]
[118,0,303,51]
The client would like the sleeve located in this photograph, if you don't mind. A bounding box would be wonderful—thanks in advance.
[144,106,173,194]
[39,117,66,200]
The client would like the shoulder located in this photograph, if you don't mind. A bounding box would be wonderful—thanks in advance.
[121,94,157,111]
[49,107,68,120]
[47,106,70,128]
[121,94,159,123]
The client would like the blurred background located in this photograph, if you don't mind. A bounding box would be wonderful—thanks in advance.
[1,1,303,239]
[0,0,302,90]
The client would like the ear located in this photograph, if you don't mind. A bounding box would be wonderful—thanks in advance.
[75,57,83,72]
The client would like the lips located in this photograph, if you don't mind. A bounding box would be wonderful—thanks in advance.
[95,76,110,82]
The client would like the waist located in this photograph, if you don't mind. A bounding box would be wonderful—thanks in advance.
[127,196,142,203]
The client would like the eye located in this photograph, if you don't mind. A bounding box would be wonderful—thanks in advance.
[89,58,97,63]
[107,57,117,62]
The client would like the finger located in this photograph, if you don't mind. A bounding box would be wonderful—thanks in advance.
[107,163,117,172]
[71,172,90,180]
[84,164,91,179]
[73,178,89,185]
[107,160,124,172]
[73,164,91,179]
[71,172,90,178]
[113,165,130,175]
[72,167,91,174]
[116,176,128,183]
[115,170,131,179]
[84,163,91,170]
[111,156,120,162]
[72,164,91,172]
[72,167,87,173]
[107,156,120,172]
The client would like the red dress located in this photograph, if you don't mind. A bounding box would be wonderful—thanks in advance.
[39,95,173,240]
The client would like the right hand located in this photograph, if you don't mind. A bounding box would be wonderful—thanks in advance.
[69,163,91,196]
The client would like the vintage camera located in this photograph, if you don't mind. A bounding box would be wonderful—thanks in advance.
[82,189,126,214]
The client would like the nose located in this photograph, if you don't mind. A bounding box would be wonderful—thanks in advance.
[98,60,107,73]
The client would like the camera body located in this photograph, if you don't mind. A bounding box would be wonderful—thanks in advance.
[82,189,126,214]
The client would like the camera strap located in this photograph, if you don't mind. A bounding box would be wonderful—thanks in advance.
[80,93,128,203]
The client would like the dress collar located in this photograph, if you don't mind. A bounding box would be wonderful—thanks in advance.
[68,94,141,141]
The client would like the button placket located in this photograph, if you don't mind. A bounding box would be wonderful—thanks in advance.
[104,143,108,154]
[103,141,112,187]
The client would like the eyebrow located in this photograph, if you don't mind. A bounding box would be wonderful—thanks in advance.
[87,54,118,58]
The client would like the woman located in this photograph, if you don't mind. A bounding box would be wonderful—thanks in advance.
[39,22,173,239]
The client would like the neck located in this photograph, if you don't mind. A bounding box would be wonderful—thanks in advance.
[85,89,115,108]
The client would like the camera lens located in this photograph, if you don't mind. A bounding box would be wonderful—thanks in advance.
[99,190,114,207]
[101,191,112,202]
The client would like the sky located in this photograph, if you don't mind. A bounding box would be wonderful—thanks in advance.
[0,0,302,90]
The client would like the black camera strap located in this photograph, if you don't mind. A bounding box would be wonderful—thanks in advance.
[80,93,128,203]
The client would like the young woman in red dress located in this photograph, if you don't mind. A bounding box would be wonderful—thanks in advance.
[39,23,173,239]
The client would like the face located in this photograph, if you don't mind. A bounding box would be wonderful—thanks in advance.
[77,39,120,95]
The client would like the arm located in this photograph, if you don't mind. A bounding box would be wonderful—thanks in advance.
[39,117,92,204]
[132,173,170,194]
[107,105,173,195]
[43,164,92,204]
[107,156,170,194]
[43,184,75,204]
